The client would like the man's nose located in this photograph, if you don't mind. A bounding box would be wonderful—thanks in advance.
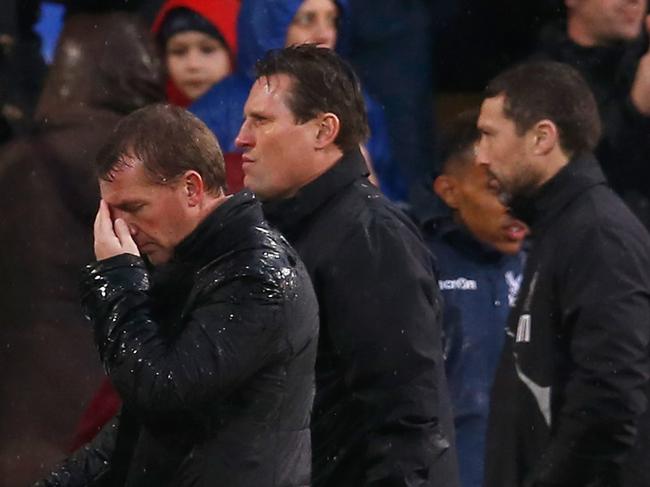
[112,209,138,236]
[475,140,489,166]
[235,121,251,149]
[314,22,335,48]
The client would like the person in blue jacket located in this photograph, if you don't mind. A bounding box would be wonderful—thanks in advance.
[190,0,397,199]
[418,110,528,487]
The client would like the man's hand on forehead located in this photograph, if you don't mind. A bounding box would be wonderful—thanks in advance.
[93,200,140,261]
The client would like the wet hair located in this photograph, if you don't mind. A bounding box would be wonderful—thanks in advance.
[484,61,601,156]
[254,44,369,152]
[439,109,480,175]
[96,103,226,194]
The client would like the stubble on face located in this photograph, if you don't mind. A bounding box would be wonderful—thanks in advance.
[477,96,546,203]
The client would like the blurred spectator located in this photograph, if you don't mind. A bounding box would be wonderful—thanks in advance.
[435,0,563,92]
[341,0,435,202]
[0,0,48,145]
[418,110,527,487]
[191,0,393,199]
[534,0,650,227]
[0,11,163,486]
[151,0,240,107]
[34,2,66,64]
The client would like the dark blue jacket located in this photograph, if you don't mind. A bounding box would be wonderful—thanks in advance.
[420,198,525,487]
[189,0,399,200]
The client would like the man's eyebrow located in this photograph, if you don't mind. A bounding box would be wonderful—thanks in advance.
[247,110,268,120]
[110,199,146,211]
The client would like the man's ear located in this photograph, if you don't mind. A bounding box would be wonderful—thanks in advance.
[433,174,459,209]
[530,119,559,156]
[315,113,340,149]
[183,170,204,206]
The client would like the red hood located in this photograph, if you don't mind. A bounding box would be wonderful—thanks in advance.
[152,0,240,59]
[152,0,240,107]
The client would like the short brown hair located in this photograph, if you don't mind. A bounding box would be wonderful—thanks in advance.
[96,104,226,194]
[254,44,370,152]
[485,61,601,156]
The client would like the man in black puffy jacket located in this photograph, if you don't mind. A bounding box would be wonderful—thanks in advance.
[35,104,319,487]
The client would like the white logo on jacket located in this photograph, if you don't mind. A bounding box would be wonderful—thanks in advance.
[505,271,523,307]
[438,278,478,291]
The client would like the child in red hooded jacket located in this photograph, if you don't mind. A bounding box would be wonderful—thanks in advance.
[152,0,239,107]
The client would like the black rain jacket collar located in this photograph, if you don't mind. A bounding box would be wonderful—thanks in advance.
[509,153,607,235]
[173,190,264,269]
[263,148,368,232]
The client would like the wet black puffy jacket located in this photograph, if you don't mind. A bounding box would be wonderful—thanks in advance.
[35,192,319,487]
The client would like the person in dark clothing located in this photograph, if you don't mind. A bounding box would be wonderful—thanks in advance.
[534,0,650,227]
[420,110,527,487]
[34,104,319,487]
[0,11,164,486]
[0,0,47,145]
[235,44,459,487]
[340,0,435,202]
[478,61,650,487]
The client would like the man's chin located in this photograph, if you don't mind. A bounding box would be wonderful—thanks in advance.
[143,249,171,267]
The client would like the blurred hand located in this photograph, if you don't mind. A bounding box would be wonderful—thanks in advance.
[94,199,140,261]
[630,15,650,116]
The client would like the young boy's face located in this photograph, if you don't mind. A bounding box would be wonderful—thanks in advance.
[435,158,528,255]
[166,31,231,101]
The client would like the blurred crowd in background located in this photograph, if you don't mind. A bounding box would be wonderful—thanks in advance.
[1,0,649,486]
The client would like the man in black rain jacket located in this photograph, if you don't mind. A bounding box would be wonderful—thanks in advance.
[235,45,459,487]
[477,61,650,487]
[35,104,319,487]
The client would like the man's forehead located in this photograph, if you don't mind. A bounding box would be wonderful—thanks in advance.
[99,158,149,194]
[247,74,294,105]
[479,95,507,123]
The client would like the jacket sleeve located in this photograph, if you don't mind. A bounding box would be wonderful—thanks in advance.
[33,416,119,487]
[79,253,285,418]
[527,225,650,486]
[321,213,457,487]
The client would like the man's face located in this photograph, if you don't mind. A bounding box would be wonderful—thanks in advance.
[99,159,195,265]
[567,0,647,44]
[285,0,338,49]
[235,74,320,200]
[476,95,544,202]
[441,162,528,255]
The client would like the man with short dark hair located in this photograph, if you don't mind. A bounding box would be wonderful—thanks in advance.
[534,0,650,226]
[478,61,650,487]
[422,110,527,487]
[35,104,319,487]
[236,45,459,487]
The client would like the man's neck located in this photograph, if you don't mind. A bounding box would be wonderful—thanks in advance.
[568,20,598,47]
[535,149,571,190]
[280,146,345,200]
